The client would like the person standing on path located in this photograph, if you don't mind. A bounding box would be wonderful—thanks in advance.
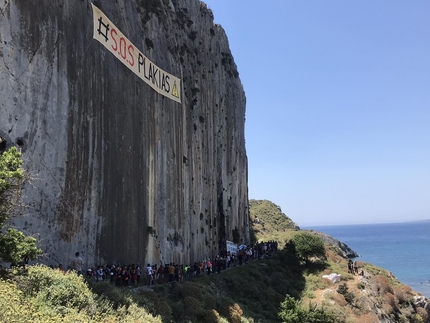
[348,260,353,274]
[168,263,175,283]
[146,263,153,287]
[71,252,84,275]
[353,260,359,275]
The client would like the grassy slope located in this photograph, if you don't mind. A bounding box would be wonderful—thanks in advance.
[3,200,428,322]
[141,246,428,323]
[249,199,300,243]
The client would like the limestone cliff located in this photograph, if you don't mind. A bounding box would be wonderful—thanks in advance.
[0,0,249,267]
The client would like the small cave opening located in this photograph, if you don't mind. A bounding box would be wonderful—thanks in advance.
[16,138,24,147]
[0,137,6,152]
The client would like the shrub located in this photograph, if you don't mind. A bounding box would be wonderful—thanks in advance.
[138,289,173,320]
[183,296,205,317]
[115,303,162,323]
[278,295,336,323]
[326,248,343,261]
[170,300,186,322]
[336,283,354,305]
[393,285,414,305]
[217,315,230,323]
[0,278,36,323]
[0,147,41,265]
[381,301,394,315]
[400,285,413,294]
[198,309,219,323]
[327,292,347,307]
[357,282,366,290]
[209,308,229,323]
[10,265,162,322]
[393,288,407,304]
[178,281,204,299]
[241,316,255,323]
[385,293,398,312]
[416,307,428,323]
[305,273,330,293]
[0,146,24,226]
[228,303,244,323]
[204,295,217,309]
[338,272,354,281]
[0,228,41,265]
[1,277,100,323]
[89,280,134,309]
[372,275,394,295]
[358,312,380,323]
[354,295,371,311]
[16,265,97,315]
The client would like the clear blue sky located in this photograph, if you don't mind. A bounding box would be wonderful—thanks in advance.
[204,1,430,226]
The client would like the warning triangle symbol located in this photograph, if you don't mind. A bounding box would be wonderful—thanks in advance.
[172,81,179,98]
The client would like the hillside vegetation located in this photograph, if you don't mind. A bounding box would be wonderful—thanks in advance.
[249,199,300,241]
[1,199,429,322]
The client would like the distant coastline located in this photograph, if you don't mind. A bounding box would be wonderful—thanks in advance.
[302,219,430,228]
[405,219,430,223]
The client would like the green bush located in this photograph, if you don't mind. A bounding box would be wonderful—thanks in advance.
[9,265,162,322]
[89,280,135,309]
[337,283,355,305]
[0,228,41,265]
[1,277,101,323]
[278,295,336,323]
[0,278,34,323]
[138,289,173,320]
[17,265,96,315]
[0,147,41,265]
[183,295,205,317]
[0,147,24,224]
[357,282,366,290]
[115,303,163,323]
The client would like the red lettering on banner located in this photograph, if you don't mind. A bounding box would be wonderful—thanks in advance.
[127,45,134,66]
[110,29,118,51]
[119,37,127,59]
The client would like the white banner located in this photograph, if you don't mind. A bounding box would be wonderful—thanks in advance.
[91,4,181,103]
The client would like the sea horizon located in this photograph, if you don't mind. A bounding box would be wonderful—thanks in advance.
[301,218,430,228]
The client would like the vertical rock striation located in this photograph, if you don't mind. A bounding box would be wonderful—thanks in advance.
[0,0,249,267]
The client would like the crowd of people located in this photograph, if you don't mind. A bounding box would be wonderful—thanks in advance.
[63,241,279,288]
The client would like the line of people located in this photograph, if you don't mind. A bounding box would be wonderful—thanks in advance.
[62,241,279,288]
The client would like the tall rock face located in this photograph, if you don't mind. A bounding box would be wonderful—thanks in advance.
[0,0,249,267]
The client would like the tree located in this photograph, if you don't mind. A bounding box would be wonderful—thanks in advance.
[0,146,24,227]
[291,232,326,264]
[0,228,40,265]
[278,295,307,323]
[278,295,336,323]
[0,147,41,265]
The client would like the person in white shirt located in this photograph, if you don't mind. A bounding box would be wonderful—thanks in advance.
[146,263,153,287]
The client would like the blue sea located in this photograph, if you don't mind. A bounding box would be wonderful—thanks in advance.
[304,221,430,298]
